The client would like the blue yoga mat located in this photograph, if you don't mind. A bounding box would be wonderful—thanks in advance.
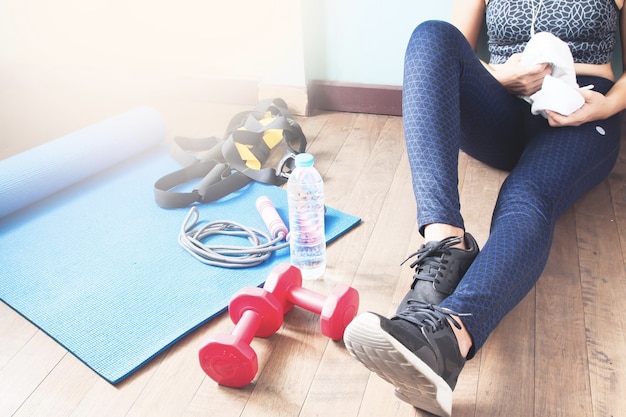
[0,107,361,384]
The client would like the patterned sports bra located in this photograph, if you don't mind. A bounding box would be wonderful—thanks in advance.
[486,0,620,64]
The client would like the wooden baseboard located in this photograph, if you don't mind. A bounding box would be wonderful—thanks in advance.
[170,77,403,117]
[307,81,402,116]
[168,77,403,117]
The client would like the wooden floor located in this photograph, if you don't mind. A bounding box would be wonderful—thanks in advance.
[2,106,626,417]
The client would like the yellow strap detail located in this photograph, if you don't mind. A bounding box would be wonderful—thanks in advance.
[258,112,284,149]
[234,112,285,169]
[234,142,261,170]
[263,128,283,149]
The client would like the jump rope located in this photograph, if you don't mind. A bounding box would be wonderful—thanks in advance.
[178,196,290,268]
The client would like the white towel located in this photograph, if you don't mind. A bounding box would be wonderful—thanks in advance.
[520,32,584,117]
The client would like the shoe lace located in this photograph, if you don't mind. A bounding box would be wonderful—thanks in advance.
[396,301,471,331]
[401,236,463,288]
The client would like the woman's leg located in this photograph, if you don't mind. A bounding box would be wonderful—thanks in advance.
[345,21,541,417]
[441,76,622,356]
[402,20,527,237]
[398,19,527,314]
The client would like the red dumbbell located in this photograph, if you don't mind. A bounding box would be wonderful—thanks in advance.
[198,286,283,388]
[263,263,359,341]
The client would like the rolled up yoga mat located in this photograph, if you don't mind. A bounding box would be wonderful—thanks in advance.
[0,106,166,219]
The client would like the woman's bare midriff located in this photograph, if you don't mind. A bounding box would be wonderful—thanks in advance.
[575,62,616,81]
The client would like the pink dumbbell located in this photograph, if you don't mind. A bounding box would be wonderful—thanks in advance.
[198,286,283,388]
[263,263,359,340]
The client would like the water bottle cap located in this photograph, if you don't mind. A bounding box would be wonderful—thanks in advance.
[295,153,314,168]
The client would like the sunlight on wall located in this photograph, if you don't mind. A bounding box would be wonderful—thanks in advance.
[0,0,306,85]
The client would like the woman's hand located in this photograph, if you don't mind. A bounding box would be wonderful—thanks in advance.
[488,53,552,96]
[545,89,611,127]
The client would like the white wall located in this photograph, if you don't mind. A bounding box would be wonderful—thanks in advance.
[0,0,451,148]
[303,1,452,86]
[0,0,451,87]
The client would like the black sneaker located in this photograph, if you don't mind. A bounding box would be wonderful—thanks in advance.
[344,303,469,417]
[397,233,479,311]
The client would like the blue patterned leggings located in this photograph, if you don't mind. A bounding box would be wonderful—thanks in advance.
[403,20,621,356]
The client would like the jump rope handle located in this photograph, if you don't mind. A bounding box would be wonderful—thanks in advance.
[256,196,289,240]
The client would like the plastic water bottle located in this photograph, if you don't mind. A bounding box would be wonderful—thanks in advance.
[287,153,326,280]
